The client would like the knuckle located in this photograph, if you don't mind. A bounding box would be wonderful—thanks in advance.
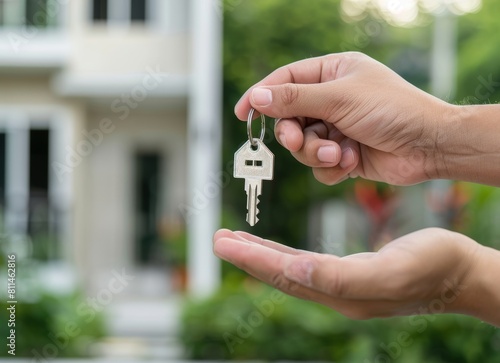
[280,83,300,107]
[274,120,286,139]
[271,272,294,291]
[377,259,419,300]
[387,269,417,300]
[323,267,347,298]
[303,139,319,165]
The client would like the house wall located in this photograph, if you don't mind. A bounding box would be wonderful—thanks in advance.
[67,0,189,75]
[80,105,187,293]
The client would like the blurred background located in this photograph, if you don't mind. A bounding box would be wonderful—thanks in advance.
[1,0,500,362]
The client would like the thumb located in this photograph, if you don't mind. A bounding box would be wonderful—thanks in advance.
[250,83,336,120]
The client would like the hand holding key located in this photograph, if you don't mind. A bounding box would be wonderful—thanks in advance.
[235,52,478,186]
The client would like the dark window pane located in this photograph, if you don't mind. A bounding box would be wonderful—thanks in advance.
[29,129,52,260]
[93,0,108,21]
[29,129,49,193]
[131,0,146,22]
[26,0,48,27]
[0,133,5,206]
[134,152,163,265]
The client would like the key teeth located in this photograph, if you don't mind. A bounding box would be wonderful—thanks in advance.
[246,196,260,227]
[255,196,260,224]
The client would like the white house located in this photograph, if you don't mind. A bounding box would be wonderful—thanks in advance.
[0,0,221,302]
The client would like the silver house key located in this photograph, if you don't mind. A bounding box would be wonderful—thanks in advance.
[234,109,274,226]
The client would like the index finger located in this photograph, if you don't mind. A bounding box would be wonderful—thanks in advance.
[234,54,338,120]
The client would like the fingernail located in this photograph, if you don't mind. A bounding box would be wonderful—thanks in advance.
[317,146,337,163]
[285,258,314,286]
[252,87,272,107]
[278,133,288,149]
[340,148,355,169]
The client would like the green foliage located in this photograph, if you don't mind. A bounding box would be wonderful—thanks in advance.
[456,0,500,104]
[0,291,106,357]
[457,183,500,248]
[181,278,500,362]
[0,238,106,358]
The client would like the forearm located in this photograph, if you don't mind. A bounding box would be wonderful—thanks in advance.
[432,104,500,186]
[421,102,500,324]
[457,244,500,327]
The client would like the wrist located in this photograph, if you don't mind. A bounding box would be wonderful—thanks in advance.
[431,103,500,185]
[456,244,500,326]
[419,101,454,181]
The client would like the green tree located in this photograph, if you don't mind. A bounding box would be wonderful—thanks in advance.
[456,0,500,104]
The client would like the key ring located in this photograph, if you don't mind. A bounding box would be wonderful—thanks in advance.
[247,108,266,148]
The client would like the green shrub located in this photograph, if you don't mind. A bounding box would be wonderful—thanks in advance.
[180,276,500,362]
[0,291,106,358]
[0,242,105,358]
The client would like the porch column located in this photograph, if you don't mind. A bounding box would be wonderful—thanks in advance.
[187,0,223,297]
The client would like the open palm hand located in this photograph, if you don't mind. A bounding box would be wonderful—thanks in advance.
[213,228,480,319]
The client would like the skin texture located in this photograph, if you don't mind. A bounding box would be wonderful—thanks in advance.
[214,52,500,326]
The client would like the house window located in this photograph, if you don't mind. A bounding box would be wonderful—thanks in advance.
[0,133,5,209]
[131,0,146,22]
[26,0,48,27]
[92,0,108,21]
[0,117,69,262]
[92,0,147,24]
[134,152,164,265]
[29,129,49,194]
[28,129,52,260]
[0,0,59,28]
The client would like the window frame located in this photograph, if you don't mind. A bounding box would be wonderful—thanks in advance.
[0,0,62,28]
[91,0,148,26]
[0,107,74,261]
